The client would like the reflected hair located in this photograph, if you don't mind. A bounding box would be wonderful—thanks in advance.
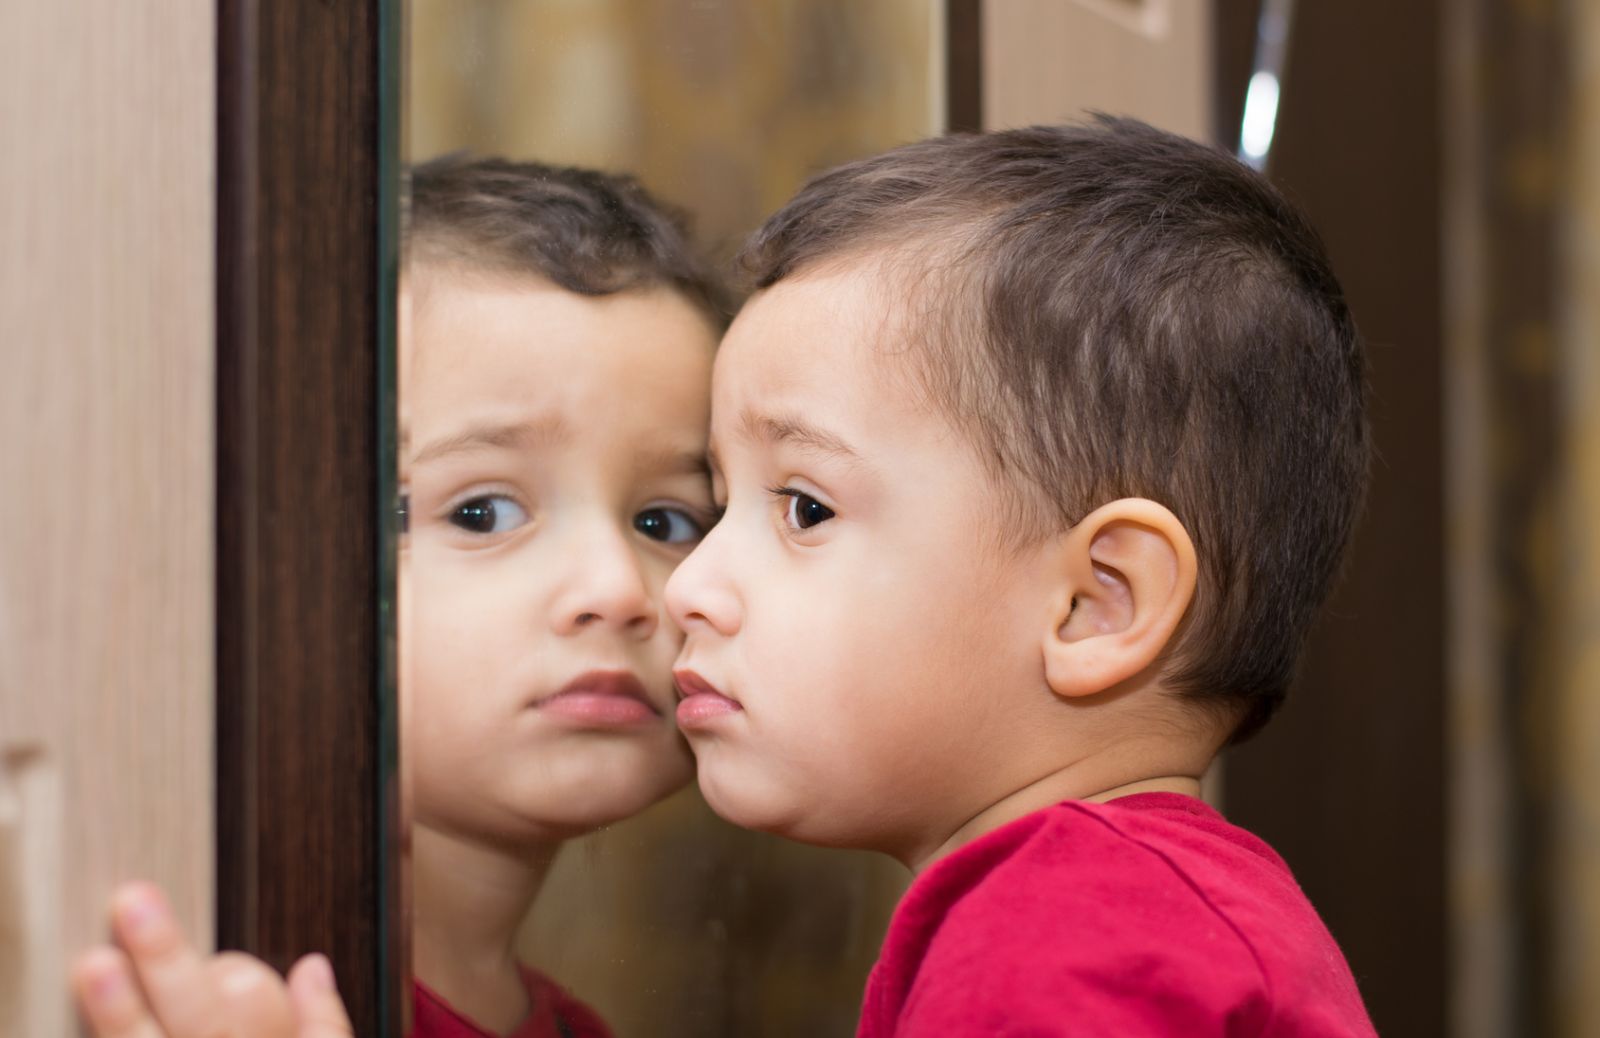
[739,116,1370,741]
[405,153,728,323]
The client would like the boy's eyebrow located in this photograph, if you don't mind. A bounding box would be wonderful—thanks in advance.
[738,409,865,466]
[410,414,570,465]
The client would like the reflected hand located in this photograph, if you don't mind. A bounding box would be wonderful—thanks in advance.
[70,882,355,1038]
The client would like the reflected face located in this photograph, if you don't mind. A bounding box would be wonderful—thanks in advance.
[402,269,713,845]
[665,266,1057,861]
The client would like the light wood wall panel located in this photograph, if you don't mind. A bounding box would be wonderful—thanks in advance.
[983,0,1213,140]
[0,2,215,1032]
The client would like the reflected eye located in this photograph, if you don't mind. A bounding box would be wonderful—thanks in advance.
[448,494,528,535]
[634,507,706,544]
[774,487,835,531]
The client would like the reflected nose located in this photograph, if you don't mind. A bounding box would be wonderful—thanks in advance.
[551,526,659,640]
[664,523,740,637]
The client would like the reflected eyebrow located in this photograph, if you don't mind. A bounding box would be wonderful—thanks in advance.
[410,414,571,466]
[738,409,865,466]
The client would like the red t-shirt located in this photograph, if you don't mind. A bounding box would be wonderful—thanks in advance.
[411,966,612,1038]
[857,793,1377,1037]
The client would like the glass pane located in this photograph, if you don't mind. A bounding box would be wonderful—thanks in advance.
[401,3,940,1036]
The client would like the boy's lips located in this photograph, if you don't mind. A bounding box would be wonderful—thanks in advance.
[672,668,743,729]
[534,669,660,726]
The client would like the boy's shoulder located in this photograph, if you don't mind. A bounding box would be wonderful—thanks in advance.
[859,794,1376,1037]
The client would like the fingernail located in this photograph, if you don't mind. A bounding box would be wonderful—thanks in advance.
[92,968,128,1002]
[82,957,131,1007]
[116,884,170,944]
[304,953,336,993]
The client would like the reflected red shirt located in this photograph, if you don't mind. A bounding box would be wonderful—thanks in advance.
[412,966,612,1038]
[858,793,1377,1037]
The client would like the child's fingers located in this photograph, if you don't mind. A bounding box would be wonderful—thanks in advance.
[206,952,296,1035]
[108,882,219,1034]
[286,955,356,1037]
[70,946,167,1038]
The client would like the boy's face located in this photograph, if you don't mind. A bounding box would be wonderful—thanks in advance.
[402,269,712,844]
[666,265,1066,862]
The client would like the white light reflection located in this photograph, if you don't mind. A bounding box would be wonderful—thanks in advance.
[1240,71,1281,169]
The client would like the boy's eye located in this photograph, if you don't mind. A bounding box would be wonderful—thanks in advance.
[634,507,705,545]
[448,494,529,535]
[775,488,835,531]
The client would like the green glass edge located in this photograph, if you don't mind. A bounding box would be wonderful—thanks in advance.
[375,0,404,1031]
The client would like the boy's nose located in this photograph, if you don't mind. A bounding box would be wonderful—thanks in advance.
[663,529,740,637]
[550,534,659,640]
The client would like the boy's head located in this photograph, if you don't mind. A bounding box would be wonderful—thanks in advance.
[665,118,1368,862]
[400,156,722,846]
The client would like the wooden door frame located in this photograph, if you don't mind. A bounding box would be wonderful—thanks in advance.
[215,2,401,1034]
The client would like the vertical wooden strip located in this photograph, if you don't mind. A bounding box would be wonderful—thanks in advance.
[1446,5,1600,1033]
[1549,7,1600,1033]
[216,1,400,1034]
[1211,0,1262,146]
[1452,2,1569,1034]
[944,0,982,133]
[1442,0,1516,1032]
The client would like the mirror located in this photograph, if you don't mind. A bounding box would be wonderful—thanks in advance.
[402,3,941,1035]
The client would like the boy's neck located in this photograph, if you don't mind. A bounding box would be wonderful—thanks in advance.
[911,734,1213,874]
[412,821,557,1033]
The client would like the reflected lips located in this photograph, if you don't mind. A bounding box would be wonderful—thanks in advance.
[673,669,742,728]
[537,670,657,726]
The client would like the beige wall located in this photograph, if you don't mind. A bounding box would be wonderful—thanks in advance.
[0,2,216,1033]
[983,0,1214,140]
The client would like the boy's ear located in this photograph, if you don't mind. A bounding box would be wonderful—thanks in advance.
[1042,498,1197,699]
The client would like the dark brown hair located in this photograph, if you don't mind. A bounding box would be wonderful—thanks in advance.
[740,116,1369,741]
[405,154,728,323]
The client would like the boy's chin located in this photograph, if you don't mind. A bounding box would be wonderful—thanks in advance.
[530,768,694,834]
[695,767,843,847]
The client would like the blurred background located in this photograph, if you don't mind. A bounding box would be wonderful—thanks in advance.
[402,1,1598,1036]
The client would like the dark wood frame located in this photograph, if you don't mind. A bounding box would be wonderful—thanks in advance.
[944,0,983,133]
[215,2,401,1034]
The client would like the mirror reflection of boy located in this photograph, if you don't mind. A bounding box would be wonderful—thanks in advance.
[70,156,725,1038]
[397,157,727,1038]
[75,117,1380,1036]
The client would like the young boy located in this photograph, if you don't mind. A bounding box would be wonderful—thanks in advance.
[71,156,725,1038]
[667,116,1377,1034]
[77,117,1377,1035]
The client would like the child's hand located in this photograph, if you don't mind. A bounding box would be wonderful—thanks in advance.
[70,882,355,1038]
